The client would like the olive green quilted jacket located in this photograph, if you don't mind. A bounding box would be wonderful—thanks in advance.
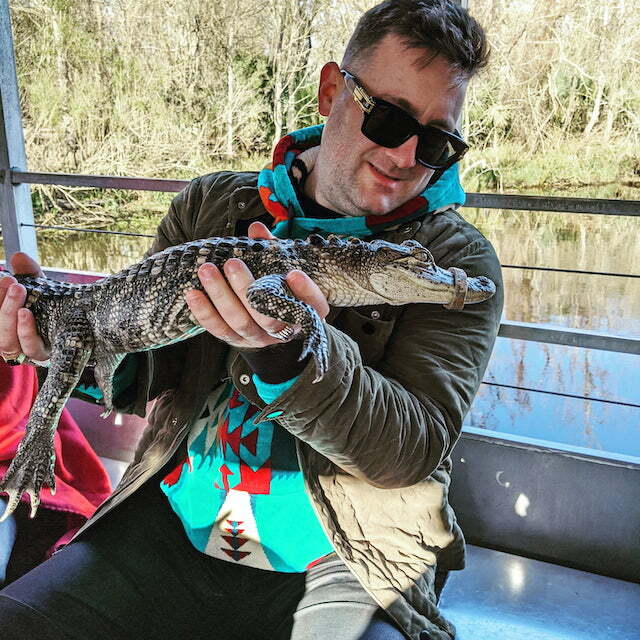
[72,171,503,640]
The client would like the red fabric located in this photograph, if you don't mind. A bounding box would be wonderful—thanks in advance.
[0,361,113,554]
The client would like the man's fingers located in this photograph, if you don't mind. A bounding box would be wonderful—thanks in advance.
[190,258,325,349]
[223,259,290,335]
[17,308,50,361]
[0,268,49,360]
[185,289,244,345]
[286,270,330,318]
[197,262,265,344]
[10,252,43,278]
[0,284,26,355]
[248,222,275,240]
[0,274,18,309]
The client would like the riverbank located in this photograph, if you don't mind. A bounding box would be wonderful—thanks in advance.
[24,137,639,237]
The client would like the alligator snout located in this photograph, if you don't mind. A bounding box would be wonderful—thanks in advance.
[467,275,496,299]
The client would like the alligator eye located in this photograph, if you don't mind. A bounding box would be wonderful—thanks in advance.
[370,239,406,259]
[378,247,406,259]
[401,240,423,249]
[411,247,434,263]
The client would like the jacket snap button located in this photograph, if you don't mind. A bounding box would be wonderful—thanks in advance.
[237,201,246,209]
[370,310,380,320]
[239,373,251,385]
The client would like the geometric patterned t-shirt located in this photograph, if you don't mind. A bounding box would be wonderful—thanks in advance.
[160,380,334,572]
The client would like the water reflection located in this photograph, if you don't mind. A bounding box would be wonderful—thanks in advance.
[470,338,640,457]
[462,208,640,457]
[0,231,153,275]
[465,208,640,337]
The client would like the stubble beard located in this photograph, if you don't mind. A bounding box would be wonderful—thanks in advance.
[317,159,390,218]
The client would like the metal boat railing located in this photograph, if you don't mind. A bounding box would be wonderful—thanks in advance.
[4,169,640,358]
[3,172,639,581]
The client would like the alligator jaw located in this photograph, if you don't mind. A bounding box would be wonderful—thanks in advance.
[370,263,496,307]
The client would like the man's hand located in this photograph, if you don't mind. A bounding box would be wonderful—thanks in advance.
[0,253,50,363]
[186,222,329,349]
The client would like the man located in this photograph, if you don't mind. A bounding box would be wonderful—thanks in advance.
[0,1,503,638]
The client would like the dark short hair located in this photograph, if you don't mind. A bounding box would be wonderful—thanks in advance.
[342,0,489,79]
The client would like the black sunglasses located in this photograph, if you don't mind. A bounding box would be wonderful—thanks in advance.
[340,69,468,170]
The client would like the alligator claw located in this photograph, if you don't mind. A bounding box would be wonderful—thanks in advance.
[299,321,329,383]
[0,439,56,521]
[267,324,300,342]
[0,489,21,522]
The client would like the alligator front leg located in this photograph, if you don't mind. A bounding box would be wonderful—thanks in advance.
[0,316,93,522]
[247,273,328,382]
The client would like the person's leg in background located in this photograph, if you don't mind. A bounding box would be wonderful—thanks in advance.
[0,499,17,587]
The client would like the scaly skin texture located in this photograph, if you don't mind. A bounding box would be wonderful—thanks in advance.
[0,234,495,521]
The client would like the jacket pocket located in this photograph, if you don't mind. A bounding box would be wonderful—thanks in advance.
[333,306,398,367]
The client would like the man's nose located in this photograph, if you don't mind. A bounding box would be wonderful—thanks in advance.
[383,135,418,169]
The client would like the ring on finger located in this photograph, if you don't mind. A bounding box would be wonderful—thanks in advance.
[1,350,26,365]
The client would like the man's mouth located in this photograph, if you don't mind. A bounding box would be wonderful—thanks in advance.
[367,162,402,185]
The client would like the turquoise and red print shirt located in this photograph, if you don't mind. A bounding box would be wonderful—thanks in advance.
[160,381,333,572]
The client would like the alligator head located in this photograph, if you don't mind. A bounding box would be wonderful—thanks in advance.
[304,235,496,308]
[366,239,496,306]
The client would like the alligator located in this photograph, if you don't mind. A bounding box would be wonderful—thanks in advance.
[0,233,495,522]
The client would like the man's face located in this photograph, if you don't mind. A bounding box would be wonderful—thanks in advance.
[311,34,468,217]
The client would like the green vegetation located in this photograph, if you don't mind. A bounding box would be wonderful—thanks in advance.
[8,0,639,233]
[463,137,640,200]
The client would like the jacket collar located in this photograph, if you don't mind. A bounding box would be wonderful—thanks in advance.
[256,124,466,238]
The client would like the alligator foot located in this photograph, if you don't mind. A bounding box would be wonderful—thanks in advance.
[299,312,328,383]
[247,273,329,381]
[0,432,56,522]
[93,351,126,416]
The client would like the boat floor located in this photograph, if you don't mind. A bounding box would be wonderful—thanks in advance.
[439,544,640,639]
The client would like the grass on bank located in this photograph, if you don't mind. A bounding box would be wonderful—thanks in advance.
[462,137,640,200]
[25,135,640,238]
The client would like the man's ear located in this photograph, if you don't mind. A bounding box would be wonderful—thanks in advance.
[317,62,342,117]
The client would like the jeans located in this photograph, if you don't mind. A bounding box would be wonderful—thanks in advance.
[0,465,407,640]
[0,498,17,585]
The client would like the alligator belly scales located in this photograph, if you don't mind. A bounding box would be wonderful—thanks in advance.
[0,234,495,520]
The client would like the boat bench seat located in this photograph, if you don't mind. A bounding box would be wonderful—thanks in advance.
[438,544,640,640]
